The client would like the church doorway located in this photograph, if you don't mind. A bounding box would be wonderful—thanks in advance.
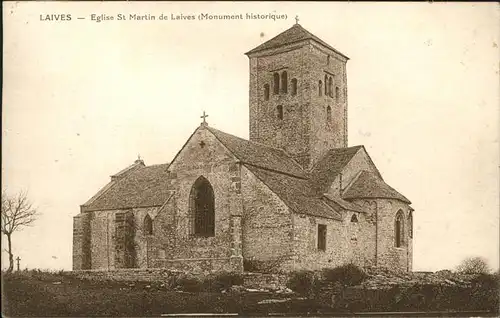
[190,176,215,237]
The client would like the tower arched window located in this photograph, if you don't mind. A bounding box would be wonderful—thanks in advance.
[291,78,297,95]
[277,105,283,120]
[335,86,340,100]
[190,176,215,237]
[395,210,404,247]
[328,77,333,98]
[281,71,288,94]
[319,80,323,96]
[273,73,280,95]
[144,214,153,235]
[324,75,328,95]
[326,105,332,123]
[264,84,270,101]
[351,214,358,223]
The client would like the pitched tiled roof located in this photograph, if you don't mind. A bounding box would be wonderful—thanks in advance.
[342,170,411,204]
[207,126,306,178]
[246,165,342,220]
[111,160,145,180]
[309,146,363,193]
[246,24,349,59]
[82,125,411,217]
[82,163,173,211]
[323,193,368,214]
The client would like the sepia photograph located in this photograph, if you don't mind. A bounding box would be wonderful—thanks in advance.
[2,1,499,317]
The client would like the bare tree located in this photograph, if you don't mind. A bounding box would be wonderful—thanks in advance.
[1,189,39,272]
[456,256,490,275]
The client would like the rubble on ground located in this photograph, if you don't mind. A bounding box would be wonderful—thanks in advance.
[360,267,476,289]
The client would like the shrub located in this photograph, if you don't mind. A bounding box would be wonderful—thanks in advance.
[322,263,367,287]
[470,273,500,311]
[286,270,317,295]
[456,256,490,275]
[203,272,244,292]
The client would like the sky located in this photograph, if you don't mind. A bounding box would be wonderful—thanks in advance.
[2,2,499,272]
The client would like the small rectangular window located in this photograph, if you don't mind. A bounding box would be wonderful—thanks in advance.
[318,224,327,251]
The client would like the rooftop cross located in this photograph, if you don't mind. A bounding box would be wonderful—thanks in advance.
[135,154,143,164]
[295,15,299,25]
[200,111,209,125]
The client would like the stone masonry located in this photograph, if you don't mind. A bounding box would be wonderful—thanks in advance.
[73,23,414,275]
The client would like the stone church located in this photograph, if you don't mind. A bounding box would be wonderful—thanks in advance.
[73,23,414,273]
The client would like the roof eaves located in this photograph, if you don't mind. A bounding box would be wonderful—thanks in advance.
[206,126,306,178]
[82,203,164,213]
[243,165,297,213]
[360,146,384,180]
[308,145,362,173]
[344,195,411,205]
[319,199,343,220]
[244,165,340,221]
[341,170,364,195]
[245,38,309,56]
[167,125,204,170]
[81,179,117,207]
[242,162,307,180]
[152,191,175,220]
[324,193,368,214]
[111,162,142,178]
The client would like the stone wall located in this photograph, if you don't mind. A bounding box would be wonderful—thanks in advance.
[288,213,348,271]
[325,148,380,198]
[72,212,91,270]
[307,43,348,166]
[114,210,136,269]
[248,40,348,169]
[374,199,412,271]
[148,127,243,272]
[248,44,311,167]
[74,127,245,272]
[131,206,161,269]
[344,202,377,268]
[241,166,293,266]
[89,210,116,270]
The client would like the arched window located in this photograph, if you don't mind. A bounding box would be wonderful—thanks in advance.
[281,71,288,94]
[273,73,280,95]
[324,75,328,96]
[190,176,215,237]
[144,214,153,235]
[317,224,327,251]
[318,80,323,96]
[351,214,358,223]
[408,211,413,239]
[328,77,333,98]
[395,210,404,247]
[326,105,332,123]
[335,86,340,100]
[277,105,283,120]
[264,84,270,101]
[291,78,297,95]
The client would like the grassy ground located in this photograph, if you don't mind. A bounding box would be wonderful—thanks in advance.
[3,270,498,317]
[2,271,328,317]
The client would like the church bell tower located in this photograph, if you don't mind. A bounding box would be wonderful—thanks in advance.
[246,23,349,169]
